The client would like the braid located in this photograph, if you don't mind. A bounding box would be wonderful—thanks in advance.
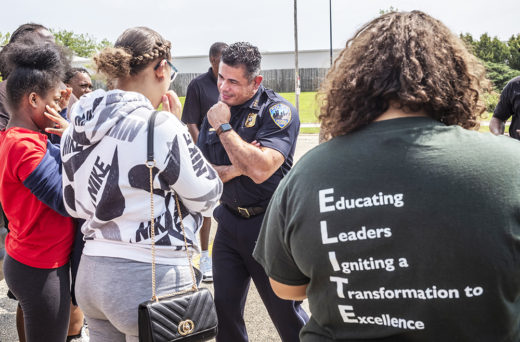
[95,27,172,78]
[131,41,171,66]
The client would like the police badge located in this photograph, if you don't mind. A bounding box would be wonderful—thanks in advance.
[269,103,291,128]
[245,113,257,128]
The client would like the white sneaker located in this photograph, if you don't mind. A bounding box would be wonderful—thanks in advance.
[200,255,213,282]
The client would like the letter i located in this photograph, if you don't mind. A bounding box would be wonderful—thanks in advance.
[329,251,341,271]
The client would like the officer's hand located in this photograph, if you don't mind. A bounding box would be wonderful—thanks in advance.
[162,90,182,120]
[207,101,231,129]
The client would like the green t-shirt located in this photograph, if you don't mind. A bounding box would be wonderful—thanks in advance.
[253,117,520,341]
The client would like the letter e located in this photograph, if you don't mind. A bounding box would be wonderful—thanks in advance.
[319,188,335,213]
[338,305,358,323]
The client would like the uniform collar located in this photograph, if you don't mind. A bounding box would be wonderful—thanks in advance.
[232,85,264,112]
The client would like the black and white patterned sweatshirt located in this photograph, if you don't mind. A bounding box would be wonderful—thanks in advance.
[61,89,222,264]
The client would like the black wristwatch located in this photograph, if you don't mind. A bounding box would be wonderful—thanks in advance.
[216,123,232,136]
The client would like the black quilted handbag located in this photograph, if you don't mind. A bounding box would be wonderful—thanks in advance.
[139,287,217,342]
[138,111,218,342]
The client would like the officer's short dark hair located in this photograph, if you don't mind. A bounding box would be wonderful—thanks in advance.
[221,42,261,82]
[209,42,228,59]
[64,67,90,83]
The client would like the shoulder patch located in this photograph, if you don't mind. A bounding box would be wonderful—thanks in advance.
[269,103,292,128]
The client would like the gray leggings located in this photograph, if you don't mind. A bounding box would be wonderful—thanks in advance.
[3,253,71,342]
[76,254,194,342]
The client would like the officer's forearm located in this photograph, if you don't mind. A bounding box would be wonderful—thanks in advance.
[213,164,241,183]
[219,130,283,184]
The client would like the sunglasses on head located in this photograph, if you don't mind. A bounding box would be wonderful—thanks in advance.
[154,59,178,83]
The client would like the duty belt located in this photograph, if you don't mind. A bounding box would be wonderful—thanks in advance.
[225,204,266,218]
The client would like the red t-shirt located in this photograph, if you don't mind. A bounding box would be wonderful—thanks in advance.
[0,127,74,268]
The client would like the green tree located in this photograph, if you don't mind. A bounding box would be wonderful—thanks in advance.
[97,38,112,51]
[484,61,520,91]
[508,34,520,70]
[459,33,476,53]
[52,29,98,57]
[51,29,111,58]
[490,36,510,63]
[474,33,494,61]
[379,6,398,15]
[474,33,509,64]
[0,32,10,46]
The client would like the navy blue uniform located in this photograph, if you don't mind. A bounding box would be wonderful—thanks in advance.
[198,85,308,341]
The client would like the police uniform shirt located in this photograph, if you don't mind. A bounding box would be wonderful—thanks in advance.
[181,68,220,129]
[197,85,300,208]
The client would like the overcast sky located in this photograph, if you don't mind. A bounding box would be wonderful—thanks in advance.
[1,0,518,57]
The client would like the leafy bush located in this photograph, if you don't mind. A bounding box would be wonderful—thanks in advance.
[483,91,500,113]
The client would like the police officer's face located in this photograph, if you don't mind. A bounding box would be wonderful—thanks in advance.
[217,62,261,107]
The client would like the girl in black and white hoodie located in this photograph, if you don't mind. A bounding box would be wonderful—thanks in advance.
[60,27,222,342]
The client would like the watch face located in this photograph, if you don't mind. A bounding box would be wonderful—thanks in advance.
[221,123,232,131]
[217,123,232,136]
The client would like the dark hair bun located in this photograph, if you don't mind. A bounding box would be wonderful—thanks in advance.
[5,41,66,108]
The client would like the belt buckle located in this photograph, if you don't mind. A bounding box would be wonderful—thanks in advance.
[237,207,250,218]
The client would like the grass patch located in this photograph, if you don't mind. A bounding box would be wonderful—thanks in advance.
[178,91,319,123]
[300,127,320,134]
[278,92,319,123]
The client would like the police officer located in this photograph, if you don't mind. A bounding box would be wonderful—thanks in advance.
[197,42,308,341]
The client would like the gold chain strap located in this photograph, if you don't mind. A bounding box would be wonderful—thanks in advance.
[147,161,198,302]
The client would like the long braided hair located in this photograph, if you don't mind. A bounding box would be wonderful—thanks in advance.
[95,27,171,81]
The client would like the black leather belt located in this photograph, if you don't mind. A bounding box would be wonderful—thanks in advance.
[225,204,266,218]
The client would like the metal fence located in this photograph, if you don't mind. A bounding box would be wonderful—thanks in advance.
[93,67,329,96]
[261,68,328,93]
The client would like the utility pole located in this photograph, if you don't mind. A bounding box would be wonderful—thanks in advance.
[329,0,333,66]
[294,0,300,113]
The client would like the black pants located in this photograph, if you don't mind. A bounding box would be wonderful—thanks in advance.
[212,204,309,342]
[3,254,71,342]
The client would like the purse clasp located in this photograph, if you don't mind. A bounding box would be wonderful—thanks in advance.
[178,319,195,335]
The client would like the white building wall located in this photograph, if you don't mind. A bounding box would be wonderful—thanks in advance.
[173,49,341,73]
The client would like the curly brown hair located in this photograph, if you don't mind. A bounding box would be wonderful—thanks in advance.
[94,27,171,81]
[319,11,488,139]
